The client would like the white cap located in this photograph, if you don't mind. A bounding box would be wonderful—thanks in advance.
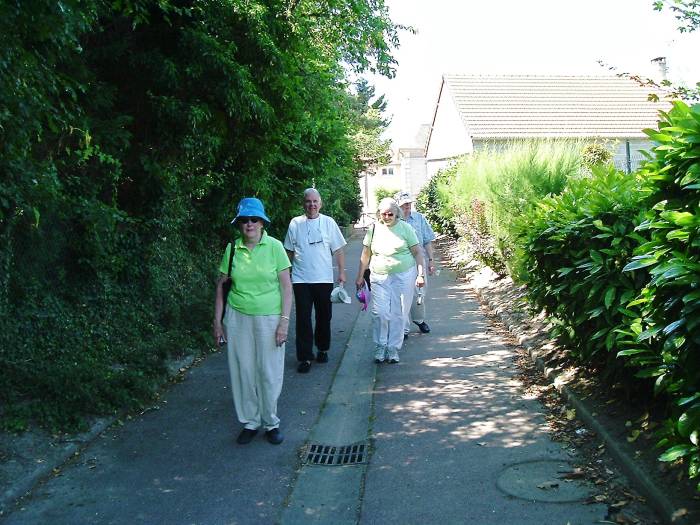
[394,191,414,206]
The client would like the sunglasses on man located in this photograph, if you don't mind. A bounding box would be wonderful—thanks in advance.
[238,217,260,224]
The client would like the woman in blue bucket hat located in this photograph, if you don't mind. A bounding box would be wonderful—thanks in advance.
[213,197,293,445]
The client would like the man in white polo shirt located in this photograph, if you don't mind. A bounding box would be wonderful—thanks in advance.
[395,191,436,336]
[284,189,347,373]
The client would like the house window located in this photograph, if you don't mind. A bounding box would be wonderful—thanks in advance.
[381,167,394,176]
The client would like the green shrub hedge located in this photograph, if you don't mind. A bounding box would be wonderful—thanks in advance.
[621,101,700,486]
[417,140,583,275]
[518,165,650,370]
[489,102,700,489]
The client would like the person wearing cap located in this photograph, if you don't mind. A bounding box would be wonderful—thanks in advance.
[395,191,436,335]
[284,188,347,374]
[213,197,293,446]
[355,197,426,364]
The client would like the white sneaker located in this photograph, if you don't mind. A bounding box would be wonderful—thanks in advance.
[374,345,386,363]
[386,347,399,363]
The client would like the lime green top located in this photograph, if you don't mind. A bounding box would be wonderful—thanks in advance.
[363,220,419,275]
[219,231,291,315]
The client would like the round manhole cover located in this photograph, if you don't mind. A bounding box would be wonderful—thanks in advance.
[496,460,592,503]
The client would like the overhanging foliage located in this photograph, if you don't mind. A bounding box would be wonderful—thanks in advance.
[0,0,400,430]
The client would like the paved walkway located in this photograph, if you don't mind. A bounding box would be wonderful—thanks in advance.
[0,233,663,524]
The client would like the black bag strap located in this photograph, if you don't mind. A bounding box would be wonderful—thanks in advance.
[363,225,375,290]
[226,241,235,279]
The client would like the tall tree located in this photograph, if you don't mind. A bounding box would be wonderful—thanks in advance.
[0,0,406,430]
[349,79,392,174]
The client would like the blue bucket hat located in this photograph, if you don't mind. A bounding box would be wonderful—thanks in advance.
[231,197,271,225]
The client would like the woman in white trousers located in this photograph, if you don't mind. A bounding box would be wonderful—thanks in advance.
[355,198,425,363]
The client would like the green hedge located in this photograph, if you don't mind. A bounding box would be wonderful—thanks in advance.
[621,101,700,485]
[417,140,585,275]
[519,166,650,370]
[520,101,700,489]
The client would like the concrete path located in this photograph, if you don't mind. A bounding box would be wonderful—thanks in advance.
[1,237,365,524]
[1,233,647,524]
[360,267,606,524]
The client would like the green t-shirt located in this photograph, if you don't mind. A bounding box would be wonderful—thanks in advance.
[219,231,291,315]
[363,220,419,275]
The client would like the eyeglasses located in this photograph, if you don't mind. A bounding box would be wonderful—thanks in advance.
[380,212,394,217]
[239,217,260,224]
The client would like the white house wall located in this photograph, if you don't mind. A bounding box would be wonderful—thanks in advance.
[400,154,428,196]
[426,83,473,164]
[426,157,458,181]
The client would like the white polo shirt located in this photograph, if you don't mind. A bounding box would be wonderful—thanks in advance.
[284,214,346,283]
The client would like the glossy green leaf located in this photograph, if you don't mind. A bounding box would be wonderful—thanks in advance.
[623,257,657,271]
[663,319,685,335]
[659,444,693,462]
[666,229,690,241]
[638,326,662,341]
[604,286,616,308]
[617,348,650,357]
[683,291,700,303]
[678,393,700,407]
[660,211,696,227]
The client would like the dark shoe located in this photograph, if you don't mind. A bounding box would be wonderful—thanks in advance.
[266,428,284,445]
[297,360,312,373]
[414,321,431,333]
[236,428,258,445]
[403,333,408,340]
[316,351,329,363]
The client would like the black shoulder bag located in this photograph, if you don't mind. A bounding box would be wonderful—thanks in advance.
[220,242,236,320]
[363,224,375,290]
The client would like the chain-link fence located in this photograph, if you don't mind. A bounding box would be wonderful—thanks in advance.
[613,153,647,173]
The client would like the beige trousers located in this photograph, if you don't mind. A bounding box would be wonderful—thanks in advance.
[224,308,285,431]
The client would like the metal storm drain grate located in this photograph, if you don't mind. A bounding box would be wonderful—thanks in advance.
[304,442,368,466]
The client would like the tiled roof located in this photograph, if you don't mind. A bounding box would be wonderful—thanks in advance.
[442,74,671,139]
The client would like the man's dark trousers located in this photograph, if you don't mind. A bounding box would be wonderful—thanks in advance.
[293,283,333,362]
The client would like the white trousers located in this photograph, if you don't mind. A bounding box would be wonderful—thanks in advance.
[404,273,428,331]
[223,308,285,431]
[370,266,416,350]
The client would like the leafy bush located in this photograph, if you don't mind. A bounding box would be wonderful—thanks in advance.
[621,101,700,488]
[418,141,582,275]
[519,165,650,369]
[416,165,458,236]
[375,186,400,203]
[581,142,614,170]
[518,101,700,489]
[461,198,507,275]
[485,141,582,275]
